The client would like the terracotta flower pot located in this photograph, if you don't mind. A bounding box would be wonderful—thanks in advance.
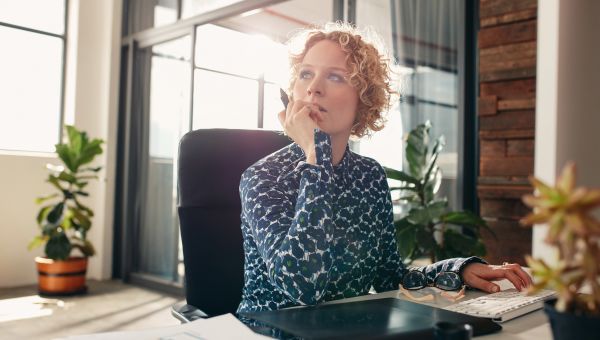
[35,256,88,296]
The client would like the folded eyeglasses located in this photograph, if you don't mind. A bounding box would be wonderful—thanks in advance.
[398,270,466,302]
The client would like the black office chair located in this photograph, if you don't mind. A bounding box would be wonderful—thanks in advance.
[172,128,291,322]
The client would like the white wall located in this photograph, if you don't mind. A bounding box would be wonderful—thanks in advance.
[534,0,600,263]
[0,0,122,287]
[0,153,55,286]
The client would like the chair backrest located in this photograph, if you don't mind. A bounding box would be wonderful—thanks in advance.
[177,128,291,316]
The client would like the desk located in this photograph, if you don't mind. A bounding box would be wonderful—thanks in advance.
[317,278,552,339]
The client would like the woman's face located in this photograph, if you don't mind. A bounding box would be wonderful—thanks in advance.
[292,39,359,138]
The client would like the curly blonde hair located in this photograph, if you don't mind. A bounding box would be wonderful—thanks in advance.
[287,22,397,138]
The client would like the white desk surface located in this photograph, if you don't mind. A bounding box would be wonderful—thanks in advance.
[321,278,552,339]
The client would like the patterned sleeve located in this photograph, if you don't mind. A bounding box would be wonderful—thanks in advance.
[372,164,487,292]
[240,129,335,305]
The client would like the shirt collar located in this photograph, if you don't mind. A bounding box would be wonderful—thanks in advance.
[333,144,353,186]
[277,142,354,185]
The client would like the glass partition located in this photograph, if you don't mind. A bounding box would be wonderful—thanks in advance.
[133,35,191,283]
[356,0,464,210]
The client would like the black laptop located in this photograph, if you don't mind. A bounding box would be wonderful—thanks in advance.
[240,297,502,339]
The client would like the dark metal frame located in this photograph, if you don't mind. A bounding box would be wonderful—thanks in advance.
[0,0,69,151]
[458,0,480,213]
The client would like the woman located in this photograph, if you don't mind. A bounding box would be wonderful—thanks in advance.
[237,23,531,313]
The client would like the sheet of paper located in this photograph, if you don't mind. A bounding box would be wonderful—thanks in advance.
[57,313,271,340]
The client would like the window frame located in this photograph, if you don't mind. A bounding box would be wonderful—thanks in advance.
[0,0,69,153]
[114,0,292,295]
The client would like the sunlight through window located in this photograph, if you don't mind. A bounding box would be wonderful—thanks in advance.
[193,24,289,130]
[0,296,58,323]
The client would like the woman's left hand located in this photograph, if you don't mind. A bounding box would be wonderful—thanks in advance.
[461,262,533,293]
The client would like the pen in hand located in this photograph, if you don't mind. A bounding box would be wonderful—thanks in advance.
[280,88,289,109]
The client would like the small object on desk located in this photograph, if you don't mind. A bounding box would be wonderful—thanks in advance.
[434,321,473,340]
[444,288,556,323]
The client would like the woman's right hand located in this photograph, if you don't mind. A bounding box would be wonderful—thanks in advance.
[278,100,323,165]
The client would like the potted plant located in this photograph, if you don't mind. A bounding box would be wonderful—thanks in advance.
[28,125,104,295]
[520,162,600,339]
[384,121,493,263]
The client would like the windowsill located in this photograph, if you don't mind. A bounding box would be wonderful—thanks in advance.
[0,150,56,158]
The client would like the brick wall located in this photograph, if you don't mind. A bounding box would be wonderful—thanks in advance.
[477,0,537,265]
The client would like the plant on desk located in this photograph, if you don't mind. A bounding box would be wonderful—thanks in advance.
[384,121,493,264]
[520,162,600,339]
[28,125,104,295]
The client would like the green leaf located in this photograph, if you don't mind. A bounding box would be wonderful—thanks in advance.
[58,171,77,184]
[58,125,104,172]
[441,211,496,239]
[36,205,54,226]
[47,175,64,192]
[422,136,444,188]
[422,167,442,202]
[407,207,431,225]
[395,218,418,260]
[45,232,71,260]
[46,202,65,224]
[405,122,431,178]
[81,166,102,173]
[55,144,76,173]
[35,193,59,205]
[73,199,94,217]
[74,182,88,189]
[75,191,89,197]
[82,239,95,256]
[71,239,95,257]
[415,227,436,251]
[71,208,92,230]
[79,139,103,167]
[28,235,47,250]
[406,201,447,226]
[42,223,57,236]
[442,230,487,258]
[384,167,419,185]
[66,125,83,154]
[427,200,448,220]
[443,229,480,258]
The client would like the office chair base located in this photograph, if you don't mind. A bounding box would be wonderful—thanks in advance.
[172,301,209,323]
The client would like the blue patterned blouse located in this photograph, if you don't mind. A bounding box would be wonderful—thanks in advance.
[237,130,483,313]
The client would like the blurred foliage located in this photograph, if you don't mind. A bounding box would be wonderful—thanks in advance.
[385,121,492,264]
[521,162,600,315]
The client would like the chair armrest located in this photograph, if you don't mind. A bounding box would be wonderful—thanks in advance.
[171,301,209,323]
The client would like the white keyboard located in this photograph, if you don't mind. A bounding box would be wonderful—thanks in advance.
[444,289,556,322]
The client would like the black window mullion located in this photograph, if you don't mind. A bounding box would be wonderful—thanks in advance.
[459,0,480,213]
[59,0,69,143]
[188,26,196,132]
[258,75,265,128]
